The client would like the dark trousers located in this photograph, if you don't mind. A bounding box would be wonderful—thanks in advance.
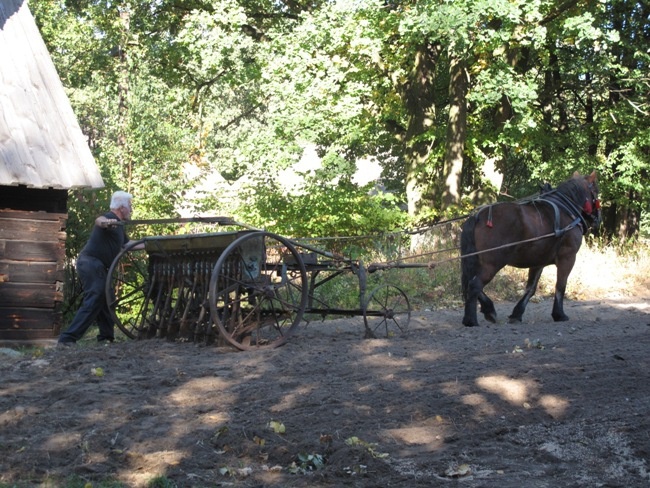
[58,254,114,343]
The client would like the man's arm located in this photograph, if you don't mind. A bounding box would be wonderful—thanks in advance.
[95,216,119,228]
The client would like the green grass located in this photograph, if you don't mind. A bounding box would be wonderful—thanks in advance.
[145,476,177,488]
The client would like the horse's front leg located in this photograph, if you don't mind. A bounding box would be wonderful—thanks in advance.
[552,285,570,321]
[551,230,583,321]
[509,266,544,323]
[552,258,576,322]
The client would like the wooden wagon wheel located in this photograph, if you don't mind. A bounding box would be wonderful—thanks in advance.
[208,231,308,350]
[106,239,154,339]
[362,284,411,338]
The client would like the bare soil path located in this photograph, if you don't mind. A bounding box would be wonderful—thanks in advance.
[1,295,649,487]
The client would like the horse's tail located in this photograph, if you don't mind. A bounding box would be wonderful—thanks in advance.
[460,214,479,301]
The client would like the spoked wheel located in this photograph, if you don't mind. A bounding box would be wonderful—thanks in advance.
[106,239,153,339]
[363,284,411,338]
[209,231,308,350]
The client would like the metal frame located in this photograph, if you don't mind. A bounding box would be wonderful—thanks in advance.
[105,218,414,350]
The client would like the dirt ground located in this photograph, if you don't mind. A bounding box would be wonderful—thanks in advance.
[1,293,649,487]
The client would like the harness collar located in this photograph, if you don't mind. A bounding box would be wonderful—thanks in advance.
[537,185,600,236]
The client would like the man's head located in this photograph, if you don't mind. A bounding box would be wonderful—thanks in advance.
[110,191,133,221]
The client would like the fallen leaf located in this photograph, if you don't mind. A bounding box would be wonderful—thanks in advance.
[268,420,286,434]
[445,463,472,477]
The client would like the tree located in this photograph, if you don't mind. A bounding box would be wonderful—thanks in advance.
[31,0,649,242]
[597,0,650,238]
[32,1,194,227]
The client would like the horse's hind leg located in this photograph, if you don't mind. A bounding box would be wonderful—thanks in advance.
[478,292,497,323]
[509,266,544,323]
[464,271,499,326]
[462,276,483,327]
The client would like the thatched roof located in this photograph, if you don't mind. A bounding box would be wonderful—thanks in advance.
[0,0,103,189]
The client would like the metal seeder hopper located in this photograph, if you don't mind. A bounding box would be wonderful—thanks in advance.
[106,217,411,351]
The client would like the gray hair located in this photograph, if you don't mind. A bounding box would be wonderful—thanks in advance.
[110,191,133,210]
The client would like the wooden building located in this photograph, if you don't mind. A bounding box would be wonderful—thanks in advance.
[0,0,104,345]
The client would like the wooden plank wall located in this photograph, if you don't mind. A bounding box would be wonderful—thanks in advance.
[0,204,67,343]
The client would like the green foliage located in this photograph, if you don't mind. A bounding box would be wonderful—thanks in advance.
[309,252,462,313]
[146,476,177,488]
[30,0,650,250]
[236,176,407,241]
[641,212,650,239]
[289,453,325,474]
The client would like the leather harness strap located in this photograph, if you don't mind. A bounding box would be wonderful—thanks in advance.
[537,191,589,236]
[477,192,588,237]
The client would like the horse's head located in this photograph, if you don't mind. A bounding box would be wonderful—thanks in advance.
[574,170,601,233]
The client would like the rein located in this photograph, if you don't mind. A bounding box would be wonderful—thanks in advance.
[369,217,583,272]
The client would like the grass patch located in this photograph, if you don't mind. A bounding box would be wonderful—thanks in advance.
[146,476,177,488]
[562,239,650,301]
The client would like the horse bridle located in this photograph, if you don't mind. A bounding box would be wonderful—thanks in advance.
[582,183,601,232]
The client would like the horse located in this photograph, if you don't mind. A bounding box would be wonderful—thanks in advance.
[460,171,601,327]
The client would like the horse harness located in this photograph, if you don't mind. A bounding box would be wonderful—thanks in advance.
[483,183,600,237]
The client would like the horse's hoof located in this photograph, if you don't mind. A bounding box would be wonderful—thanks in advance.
[552,315,569,322]
[508,315,522,323]
[484,313,497,323]
[462,318,479,327]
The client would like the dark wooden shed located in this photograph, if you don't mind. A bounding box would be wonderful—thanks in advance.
[0,0,104,345]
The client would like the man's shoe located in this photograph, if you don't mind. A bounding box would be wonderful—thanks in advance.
[57,341,75,348]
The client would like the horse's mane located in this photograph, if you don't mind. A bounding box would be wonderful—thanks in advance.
[536,175,595,234]
[554,177,589,206]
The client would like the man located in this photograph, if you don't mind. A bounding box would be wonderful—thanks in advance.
[58,191,136,346]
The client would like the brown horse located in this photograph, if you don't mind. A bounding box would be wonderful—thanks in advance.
[461,171,601,327]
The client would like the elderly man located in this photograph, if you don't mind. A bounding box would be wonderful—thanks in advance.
[58,191,136,346]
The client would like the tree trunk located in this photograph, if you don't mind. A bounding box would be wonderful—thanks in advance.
[441,55,467,208]
[602,198,641,240]
[403,43,439,218]
[541,39,561,163]
[117,6,132,191]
